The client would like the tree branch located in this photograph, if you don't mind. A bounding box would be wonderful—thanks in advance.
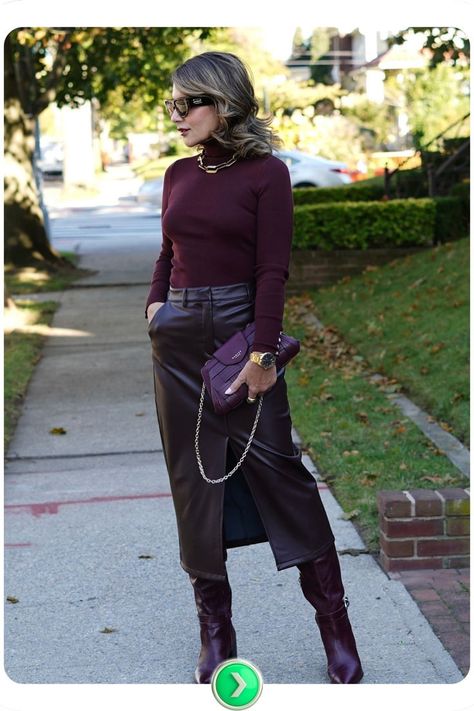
[32,31,73,116]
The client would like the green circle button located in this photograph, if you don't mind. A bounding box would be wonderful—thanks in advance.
[211,658,263,709]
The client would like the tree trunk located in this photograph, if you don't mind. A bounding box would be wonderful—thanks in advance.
[4,34,67,268]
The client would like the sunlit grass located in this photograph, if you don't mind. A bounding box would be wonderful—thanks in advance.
[283,238,469,550]
[4,300,58,451]
[4,252,93,294]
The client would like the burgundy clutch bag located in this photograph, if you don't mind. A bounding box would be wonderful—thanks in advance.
[200,321,300,415]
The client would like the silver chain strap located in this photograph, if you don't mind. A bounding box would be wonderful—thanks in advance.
[195,383,264,484]
[195,331,282,484]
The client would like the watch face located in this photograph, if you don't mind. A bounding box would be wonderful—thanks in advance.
[261,353,276,368]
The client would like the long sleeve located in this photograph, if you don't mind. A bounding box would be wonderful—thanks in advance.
[144,163,174,316]
[252,157,293,353]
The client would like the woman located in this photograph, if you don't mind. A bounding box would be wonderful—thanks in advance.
[145,51,363,685]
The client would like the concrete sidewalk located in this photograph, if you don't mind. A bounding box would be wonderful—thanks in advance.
[3,203,465,685]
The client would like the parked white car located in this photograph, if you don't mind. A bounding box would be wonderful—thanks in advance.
[37,138,64,176]
[136,149,352,207]
[137,177,164,207]
[275,149,352,188]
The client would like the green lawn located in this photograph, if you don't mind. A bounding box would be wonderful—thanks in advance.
[283,237,469,551]
[4,252,92,295]
[4,300,59,450]
[4,252,88,449]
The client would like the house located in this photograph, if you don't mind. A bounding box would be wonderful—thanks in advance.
[285,27,426,98]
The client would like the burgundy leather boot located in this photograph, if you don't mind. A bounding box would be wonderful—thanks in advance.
[189,573,237,684]
[297,543,363,684]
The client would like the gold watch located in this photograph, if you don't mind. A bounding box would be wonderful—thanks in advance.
[250,351,277,369]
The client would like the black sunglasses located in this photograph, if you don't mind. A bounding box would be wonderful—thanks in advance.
[164,96,214,118]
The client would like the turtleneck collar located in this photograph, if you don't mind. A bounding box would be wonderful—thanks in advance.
[200,136,235,159]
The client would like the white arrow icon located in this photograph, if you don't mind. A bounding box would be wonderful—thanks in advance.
[230,671,247,698]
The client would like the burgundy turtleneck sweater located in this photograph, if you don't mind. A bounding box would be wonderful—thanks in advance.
[145,138,294,354]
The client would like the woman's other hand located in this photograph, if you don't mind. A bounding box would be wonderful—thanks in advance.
[225,360,277,400]
[147,301,165,323]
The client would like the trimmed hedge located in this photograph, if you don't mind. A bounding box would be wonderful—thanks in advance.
[293,183,385,205]
[450,180,470,201]
[293,168,429,206]
[433,196,469,244]
[293,198,437,250]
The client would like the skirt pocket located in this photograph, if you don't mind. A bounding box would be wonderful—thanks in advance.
[147,300,170,336]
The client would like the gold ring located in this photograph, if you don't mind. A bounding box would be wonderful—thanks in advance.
[247,396,257,404]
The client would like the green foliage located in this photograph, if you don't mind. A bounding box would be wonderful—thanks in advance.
[274,110,365,166]
[310,27,332,61]
[389,27,470,67]
[309,27,335,85]
[293,168,428,205]
[433,196,469,243]
[293,184,385,205]
[284,237,469,548]
[385,64,470,149]
[188,27,287,94]
[449,179,470,202]
[9,27,217,117]
[4,300,58,449]
[269,79,342,114]
[340,96,397,150]
[292,27,306,56]
[293,199,437,249]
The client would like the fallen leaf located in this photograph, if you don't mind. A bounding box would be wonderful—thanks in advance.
[100,627,116,634]
[50,427,67,435]
[6,596,19,604]
[440,422,454,433]
[138,554,154,559]
[339,509,360,521]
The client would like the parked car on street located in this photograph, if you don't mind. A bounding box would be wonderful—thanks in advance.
[37,138,64,176]
[136,148,352,207]
[275,149,352,188]
[137,176,164,207]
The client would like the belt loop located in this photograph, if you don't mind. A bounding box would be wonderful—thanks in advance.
[209,286,213,309]
[183,288,188,307]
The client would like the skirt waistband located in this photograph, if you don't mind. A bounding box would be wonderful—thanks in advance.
[167,281,256,305]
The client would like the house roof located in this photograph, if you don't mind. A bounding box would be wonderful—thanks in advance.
[357,41,428,71]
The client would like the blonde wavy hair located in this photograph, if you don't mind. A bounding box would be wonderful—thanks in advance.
[171,51,283,158]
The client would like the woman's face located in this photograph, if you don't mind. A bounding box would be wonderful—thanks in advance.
[170,84,220,147]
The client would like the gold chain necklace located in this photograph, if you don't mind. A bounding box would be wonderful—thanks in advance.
[197,151,238,174]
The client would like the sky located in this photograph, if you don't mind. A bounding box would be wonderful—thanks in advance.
[259,24,401,61]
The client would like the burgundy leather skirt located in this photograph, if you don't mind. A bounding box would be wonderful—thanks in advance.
[148,281,335,581]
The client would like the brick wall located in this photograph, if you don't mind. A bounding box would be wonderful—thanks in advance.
[377,488,470,573]
[287,246,429,293]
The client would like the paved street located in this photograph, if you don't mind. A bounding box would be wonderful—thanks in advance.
[3,166,467,699]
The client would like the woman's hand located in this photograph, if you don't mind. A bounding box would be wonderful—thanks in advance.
[225,360,277,400]
[147,301,165,323]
